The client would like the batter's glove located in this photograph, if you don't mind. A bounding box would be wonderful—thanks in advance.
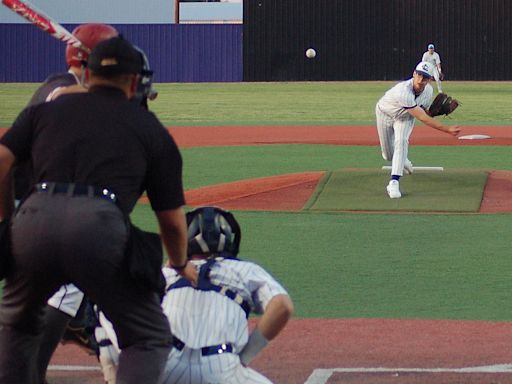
[428,93,459,117]
[439,72,445,81]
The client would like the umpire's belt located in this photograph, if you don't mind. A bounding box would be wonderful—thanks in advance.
[172,337,234,356]
[34,182,117,205]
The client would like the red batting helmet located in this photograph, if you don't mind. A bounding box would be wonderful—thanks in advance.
[65,23,119,68]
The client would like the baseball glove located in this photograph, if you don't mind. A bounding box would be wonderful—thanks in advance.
[428,93,459,117]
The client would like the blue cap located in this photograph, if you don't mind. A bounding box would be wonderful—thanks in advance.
[428,44,435,49]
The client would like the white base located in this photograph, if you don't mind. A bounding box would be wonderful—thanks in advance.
[382,166,444,172]
[458,134,492,140]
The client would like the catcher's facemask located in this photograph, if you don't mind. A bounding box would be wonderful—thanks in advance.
[186,206,241,258]
[132,45,158,108]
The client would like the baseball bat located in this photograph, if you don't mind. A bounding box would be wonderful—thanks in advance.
[1,0,90,53]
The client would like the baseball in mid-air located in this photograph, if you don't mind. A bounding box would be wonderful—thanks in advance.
[306,48,316,59]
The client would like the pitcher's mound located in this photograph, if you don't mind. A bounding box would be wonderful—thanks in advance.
[178,170,512,213]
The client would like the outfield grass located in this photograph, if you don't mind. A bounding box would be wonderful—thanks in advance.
[2,81,512,126]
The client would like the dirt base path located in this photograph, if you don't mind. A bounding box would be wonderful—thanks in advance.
[48,318,512,384]
[169,125,512,147]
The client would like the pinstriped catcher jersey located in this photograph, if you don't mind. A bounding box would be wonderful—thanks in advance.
[96,257,288,383]
[162,257,288,351]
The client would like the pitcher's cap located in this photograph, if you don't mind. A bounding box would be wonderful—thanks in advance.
[88,37,142,76]
[415,61,434,78]
[428,43,435,49]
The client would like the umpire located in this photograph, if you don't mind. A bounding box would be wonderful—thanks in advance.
[0,37,197,384]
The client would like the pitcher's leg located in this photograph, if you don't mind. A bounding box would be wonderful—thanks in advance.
[391,119,414,177]
[375,106,395,161]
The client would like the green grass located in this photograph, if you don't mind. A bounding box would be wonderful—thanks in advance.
[128,207,512,320]
[2,81,512,126]
[181,145,512,189]
[233,211,512,320]
[2,81,512,321]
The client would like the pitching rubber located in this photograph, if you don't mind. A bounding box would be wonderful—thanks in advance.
[381,166,444,172]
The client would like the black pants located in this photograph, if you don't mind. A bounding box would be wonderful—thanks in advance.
[0,193,172,384]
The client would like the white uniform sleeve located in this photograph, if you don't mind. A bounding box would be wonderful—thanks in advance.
[243,262,288,314]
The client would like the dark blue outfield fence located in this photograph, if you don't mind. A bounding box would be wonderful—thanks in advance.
[0,24,242,82]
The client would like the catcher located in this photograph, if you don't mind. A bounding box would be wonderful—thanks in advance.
[94,206,294,384]
[375,61,461,199]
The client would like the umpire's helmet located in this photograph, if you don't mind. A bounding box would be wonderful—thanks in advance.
[186,206,241,257]
[66,24,119,68]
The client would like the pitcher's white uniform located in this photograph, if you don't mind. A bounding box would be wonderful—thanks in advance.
[375,79,433,176]
[97,258,289,384]
[422,50,442,92]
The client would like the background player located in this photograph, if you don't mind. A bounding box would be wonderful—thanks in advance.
[422,43,444,93]
[375,61,461,199]
[95,206,294,384]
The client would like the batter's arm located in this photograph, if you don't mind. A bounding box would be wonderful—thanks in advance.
[47,84,87,101]
[156,207,198,285]
[408,106,460,136]
[0,144,15,220]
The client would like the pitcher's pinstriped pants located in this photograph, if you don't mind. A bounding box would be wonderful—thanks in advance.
[375,105,415,177]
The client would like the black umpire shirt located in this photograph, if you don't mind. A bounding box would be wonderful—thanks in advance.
[1,85,185,214]
[14,72,79,200]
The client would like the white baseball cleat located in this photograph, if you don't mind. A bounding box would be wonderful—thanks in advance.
[404,159,413,175]
[386,180,401,199]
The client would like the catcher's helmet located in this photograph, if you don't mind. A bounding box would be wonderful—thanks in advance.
[132,45,158,108]
[186,206,241,257]
[65,23,119,68]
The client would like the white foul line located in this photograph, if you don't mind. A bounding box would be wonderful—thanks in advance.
[304,364,512,384]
